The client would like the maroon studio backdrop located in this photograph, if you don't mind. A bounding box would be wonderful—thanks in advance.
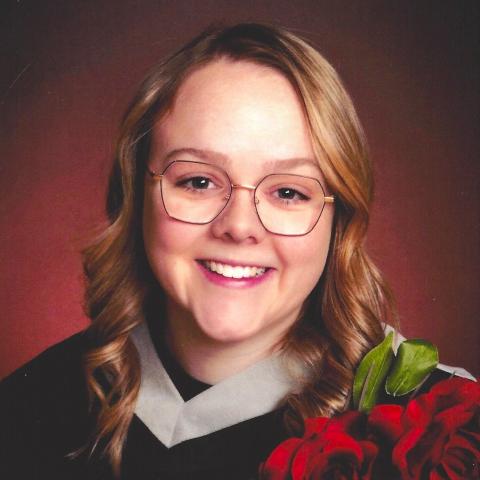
[1,1,478,378]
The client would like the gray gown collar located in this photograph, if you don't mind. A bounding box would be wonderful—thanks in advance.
[132,323,474,449]
[131,322,299,448]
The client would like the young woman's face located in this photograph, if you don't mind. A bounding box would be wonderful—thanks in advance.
[143,59,334,351]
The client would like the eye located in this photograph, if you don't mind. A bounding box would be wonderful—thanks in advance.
[177,176,217,190]
[275,187,309,201]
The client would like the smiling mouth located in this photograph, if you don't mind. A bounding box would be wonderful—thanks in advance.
[198,260,268,279]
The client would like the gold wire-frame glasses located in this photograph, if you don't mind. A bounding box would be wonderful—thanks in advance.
[147,160,334,236]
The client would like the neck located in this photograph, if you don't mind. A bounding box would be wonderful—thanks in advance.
[162,302,286,385]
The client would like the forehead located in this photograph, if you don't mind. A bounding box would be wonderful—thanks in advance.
[150,59,318,176]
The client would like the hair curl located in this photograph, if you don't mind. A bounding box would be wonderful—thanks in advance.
[80,22,397,475]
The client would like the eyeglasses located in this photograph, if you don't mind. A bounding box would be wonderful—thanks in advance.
[147,160,334,236]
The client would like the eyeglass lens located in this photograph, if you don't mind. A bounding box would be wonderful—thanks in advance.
[160,161,326,236]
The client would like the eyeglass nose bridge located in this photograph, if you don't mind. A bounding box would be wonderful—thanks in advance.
[224,183,260,205]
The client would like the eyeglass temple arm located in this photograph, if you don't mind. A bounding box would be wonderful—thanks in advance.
[324,195,335,203]
[147,168,162,181]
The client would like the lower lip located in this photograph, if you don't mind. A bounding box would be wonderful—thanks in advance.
[196,261,273,288]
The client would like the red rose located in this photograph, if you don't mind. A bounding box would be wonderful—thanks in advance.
[393,377,480,479]
[260,405,404,479]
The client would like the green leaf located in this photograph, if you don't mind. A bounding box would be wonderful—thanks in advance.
[353,332,394,412]
[385,339,439,397]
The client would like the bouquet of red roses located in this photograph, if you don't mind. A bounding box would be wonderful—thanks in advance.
[260,334,480,479]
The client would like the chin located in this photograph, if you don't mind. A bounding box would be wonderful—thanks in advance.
[196,316,263,344]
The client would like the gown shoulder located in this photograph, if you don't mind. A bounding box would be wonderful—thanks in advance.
[0,331,110,479]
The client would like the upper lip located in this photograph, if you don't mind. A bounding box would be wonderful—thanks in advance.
[197,258,274,269]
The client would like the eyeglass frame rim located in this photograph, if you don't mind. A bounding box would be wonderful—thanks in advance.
[146,159,335,237]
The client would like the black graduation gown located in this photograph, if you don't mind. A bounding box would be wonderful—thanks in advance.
[0,330,455,480]
[0,331,289,480]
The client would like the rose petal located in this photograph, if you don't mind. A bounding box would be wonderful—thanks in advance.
[369,404,405,442]
[392,427,425,470]
[429,377,480,402]
[358,440,379,478]
[320,431,364,461]
[291,438,321,479]
[304,416,330,437]
[434,403,477,432]
[403,395,434,429]
[260,437,304,480]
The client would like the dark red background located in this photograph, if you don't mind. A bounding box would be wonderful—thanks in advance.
[1,1,478,378]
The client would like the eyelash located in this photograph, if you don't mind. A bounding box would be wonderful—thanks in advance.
[177,176,218,191]
[273,187,310,203]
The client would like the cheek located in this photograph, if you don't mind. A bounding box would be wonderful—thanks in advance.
[142,196,199,285]
[143,186,194,252]
[277,215,333,287]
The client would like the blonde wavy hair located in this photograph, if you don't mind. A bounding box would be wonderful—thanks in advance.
[80,23,396,475]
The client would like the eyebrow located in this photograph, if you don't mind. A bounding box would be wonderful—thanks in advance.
[163,148,227,164]
[162,148,321,173]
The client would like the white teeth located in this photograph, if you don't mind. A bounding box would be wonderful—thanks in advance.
[203,261,267,278]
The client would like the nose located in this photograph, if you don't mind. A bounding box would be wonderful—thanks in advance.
[210,185,267,243]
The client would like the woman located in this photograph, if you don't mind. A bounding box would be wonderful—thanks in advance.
[0,23,467,480]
